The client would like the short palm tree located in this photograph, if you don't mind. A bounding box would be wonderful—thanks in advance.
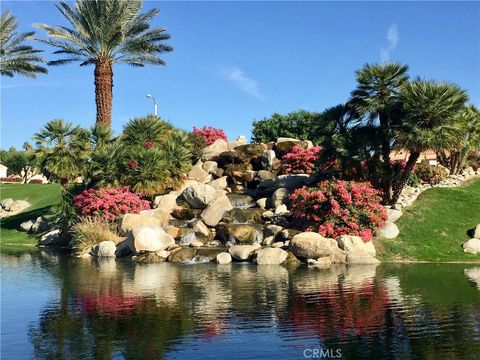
[392,79,468,202]
[36,0,173,127]
[33,119,91,186]
[350,62,409,202]
[0,11,47,77]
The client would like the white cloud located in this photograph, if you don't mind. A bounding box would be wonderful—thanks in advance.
[218,66,266,101]
[380,23,399,62]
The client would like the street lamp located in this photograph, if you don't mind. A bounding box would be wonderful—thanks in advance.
[146,94,158,116]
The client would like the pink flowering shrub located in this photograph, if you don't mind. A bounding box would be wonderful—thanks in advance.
[282,146,322,174]
[193,126,227,145]
[289,180,387,242]
[74,187,150,222]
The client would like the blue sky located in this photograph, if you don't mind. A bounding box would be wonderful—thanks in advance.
[1,1,479,149]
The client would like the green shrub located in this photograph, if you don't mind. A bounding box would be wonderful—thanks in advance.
[415,162,449,185]
[71,217,122,255]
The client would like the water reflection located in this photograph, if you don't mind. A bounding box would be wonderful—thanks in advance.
[1,253,479,360]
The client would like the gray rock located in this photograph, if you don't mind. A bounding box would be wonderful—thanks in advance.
[131,226,175,252]
[257,174,309,194]
[38,229,61,246]
[377,222,400,239]
[91,241,117,257]
[256,197,268,208]
[208,176,228,190]
[271,187,290,207]
[167,248,197,263]
[346,252,381,265]
[9,200,30,212]
[257,170,275,180]
[20,220,34,232]
[222,208,262,224]
[307,257,332,269]
[201,194,233,227]
[202,160,218,174]
[256,247,288,265]
[387,208,403,223]
[261,150,276,169]
[474,224,480,239]
[187,162,210,182]
[201,139,229,161]
[31,216,48,233]
[228,244,259,261]
[226,193,255,208]
[153,193,178,213]
[335,235,376,256]
[182,183,217,209]
[120,213,165,235]
[0,198,14,211]
[289,232,339,259]
[275,137,309,152]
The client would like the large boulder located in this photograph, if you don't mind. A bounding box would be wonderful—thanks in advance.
[9,200,30,212]
[275,137,309,152]
[261,150,276,170]
[20,220,34,232]
[120,213,165,235]
[463,238,480,255]
[31,216,49,233]
[233,143,265,162]
[217,224,264,244]
[201,194,233,227]
[336,235,376,256]
[187,162,210,182]
[216,252,232,264]
[289,232,339,259]
[256,248,288,265]
[153,192,178,213]
[38,229,62,246]
[228,244,259,261]
[201,139,229,161]
[167,247,197,263]
[91,241,116,257]
[257,174,309,195]
[182,183,217,209]
[222,208,262,224]
[271,187,290,207]
[377,222,400,239]
[130,226,175,253]
[474,224,480,239]
[202,161,218,174]
[346,252,381,265]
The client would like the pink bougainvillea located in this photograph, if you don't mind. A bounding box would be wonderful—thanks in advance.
[282,146,322,175]
[74,187,150,222]
[193,126,227,145]
[289,180,387,242]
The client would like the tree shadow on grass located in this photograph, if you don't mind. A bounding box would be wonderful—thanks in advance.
[0,206,54,231]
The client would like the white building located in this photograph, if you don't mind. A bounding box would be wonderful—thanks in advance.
[0,164,7,178]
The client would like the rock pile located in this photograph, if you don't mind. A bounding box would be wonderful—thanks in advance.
[0,198,30,218]
[463,224,480,255]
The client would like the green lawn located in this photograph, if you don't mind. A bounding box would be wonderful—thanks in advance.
[377,178,480,262]
[0,183,61,254]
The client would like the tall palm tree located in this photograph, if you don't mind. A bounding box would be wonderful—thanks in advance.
[35,0,173,127]
[350,62,409,203]
[0,11,47,77]
[392,79,468,202]
[33,119,91,186]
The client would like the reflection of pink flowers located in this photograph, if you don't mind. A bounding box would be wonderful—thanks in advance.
[74,187,150,222]
[77,291,145,316]
[193,126,227,145]
[289,180,387,242]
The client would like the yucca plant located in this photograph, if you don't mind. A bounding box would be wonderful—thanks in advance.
[0,11,47,78]
[33,119,91,186]
[36,0,173,127]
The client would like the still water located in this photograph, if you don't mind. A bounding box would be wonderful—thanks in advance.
[1,252,480,360]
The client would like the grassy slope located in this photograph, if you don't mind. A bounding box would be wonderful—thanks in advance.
[377,178,480,262]
[0,184,61,254]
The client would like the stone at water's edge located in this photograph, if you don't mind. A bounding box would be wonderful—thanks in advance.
[121,213,167,235]
[346,252,381,265]
[463,238,480,254]
[201,195,233,227]
[216,252,232,264]
[377,222,400,239]
[229,244,260,261]
[130,226,175,253]
[91,241,116,257]
[255,247,288,265]
[474,224,480,239]
[307,257,331,269]
[289,232,339,259]
[167,247,197,263]
[216,223,264,244]
[38,229,61,246]
[335,235,376,256]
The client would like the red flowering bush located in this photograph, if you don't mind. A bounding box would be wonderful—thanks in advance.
[74,187,150,222]
[193,126,227,145]
[289,180,387,242]
[282,146,322,174]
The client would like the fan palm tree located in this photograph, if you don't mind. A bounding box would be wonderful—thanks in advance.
[392,79,468,202]
[0,11,47,77]
[33,119,91,186]
[35,0,173,127]
[350,62,409,202]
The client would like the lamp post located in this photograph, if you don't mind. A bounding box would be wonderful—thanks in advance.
[146,94,158,116]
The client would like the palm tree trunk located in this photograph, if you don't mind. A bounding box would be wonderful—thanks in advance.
[94,61,113,127]
[379,112,393,203]
[391,151,420,204]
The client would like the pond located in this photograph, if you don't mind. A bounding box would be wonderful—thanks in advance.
[1,252,479,360]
